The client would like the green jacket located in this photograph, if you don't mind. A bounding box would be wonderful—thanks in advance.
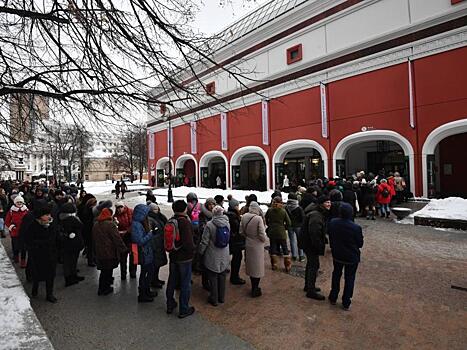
[265,207,291,240]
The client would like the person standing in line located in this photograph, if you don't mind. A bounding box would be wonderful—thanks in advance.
[199,205,230,306]
[282,174,290,193]
[120,181,128,199]
[24,200,58,303]
[328,203,364,311]
[226,197,246,285]
[115,181,121,199]
[132,204,158,302]
[199,197,215,290]
[301,195,331,301]
[58,203,85,287]
[93,208,127,296]
[376,179,392,218]
[240,201,266,297]
[114,201,136,279]
[5,195,29,266]
[165,200,196,318]
[265,196,292,272]
[393,172,406,204]
[285,193,305,262]
[77,194,97,267]
[147,203,168,289]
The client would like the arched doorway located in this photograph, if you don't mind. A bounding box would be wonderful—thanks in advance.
[199,151,228,189]
[175,155,198,187]
[155,157,174,188]
[422,119,467,198]
[272,139,328,189]
[231,146,270,191]
[333,130,415,194]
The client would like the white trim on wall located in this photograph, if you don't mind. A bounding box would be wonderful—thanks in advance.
[230,146,271,190]
[199,151,230,189]
[174,154,199,187]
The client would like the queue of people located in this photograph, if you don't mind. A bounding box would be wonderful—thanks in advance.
[0,176,368,315]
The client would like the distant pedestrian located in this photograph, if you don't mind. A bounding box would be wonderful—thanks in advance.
[199,205,230,306]
[216,176,222,188]
[240,201,266,297]
[120,181,127,199]
[165,200,196,318]
[328,203,364,311]
[146,189,157,204]
[115,181,121,199]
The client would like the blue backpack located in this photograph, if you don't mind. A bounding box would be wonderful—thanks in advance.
[214,226,230,248]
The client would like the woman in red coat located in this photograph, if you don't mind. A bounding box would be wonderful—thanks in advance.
[376,179,392,218]
[5,195,29,265]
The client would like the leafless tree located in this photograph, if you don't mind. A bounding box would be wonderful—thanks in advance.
[0,0,262,155]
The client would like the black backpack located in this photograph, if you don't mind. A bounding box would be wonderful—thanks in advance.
[382,188,390,198]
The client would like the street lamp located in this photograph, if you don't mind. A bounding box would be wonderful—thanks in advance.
[161,104,174,203]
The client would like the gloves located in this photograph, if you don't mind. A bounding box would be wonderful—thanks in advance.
[8,225,15,231]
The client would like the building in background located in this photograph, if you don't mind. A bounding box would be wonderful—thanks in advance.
[147,0,467,198]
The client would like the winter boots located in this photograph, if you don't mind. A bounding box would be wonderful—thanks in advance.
[138,287,156,303]
[283,256,292,273]
[270,255,280,271]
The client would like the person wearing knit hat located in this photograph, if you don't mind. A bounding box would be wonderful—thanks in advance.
[172,199,188,214]
[114,201,136,280]
[23,199,58,303]
[302,192,331,301]
[147,202,168,289]
[198,198,216,290]
[214,195,224,206]
[265,194,292,273]
[199,205,230,306]
[58,202,85,287]
[5,195,29,265]
[286,192,306,262]
[225,197,245,285]
[241,201,266,297]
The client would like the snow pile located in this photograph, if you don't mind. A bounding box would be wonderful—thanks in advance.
[83,180,150,195]
[413,197,467,220]
[0,244,53,349]
[152,186,286,205]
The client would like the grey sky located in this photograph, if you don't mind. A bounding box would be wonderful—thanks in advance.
[192,0,270,35]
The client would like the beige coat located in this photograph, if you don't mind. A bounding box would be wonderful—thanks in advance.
[240,209,266,278]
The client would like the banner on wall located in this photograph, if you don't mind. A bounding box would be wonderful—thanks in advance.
[149,132,155,160]
[167,126,173,157]
[221,112,228,150]
[320,83,328,138]
[408,60,415,129]
[262,100,269,145]
[190,121,197,154]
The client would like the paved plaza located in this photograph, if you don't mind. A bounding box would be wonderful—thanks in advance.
[3,193,467,349]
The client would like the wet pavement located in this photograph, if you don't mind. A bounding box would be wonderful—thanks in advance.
[4,193,467,349]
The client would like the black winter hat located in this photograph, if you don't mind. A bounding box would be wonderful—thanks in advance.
[248,194,258,203]
[172,200,188,213]
[97,200,113,211]
[318,195,331,204]
[61,202,77,214]
[214,195,224,205]
[33,200,52,218]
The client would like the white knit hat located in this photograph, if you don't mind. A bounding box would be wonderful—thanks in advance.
[14,196,25,204]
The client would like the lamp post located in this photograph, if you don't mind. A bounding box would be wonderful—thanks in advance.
[161,105,174,202]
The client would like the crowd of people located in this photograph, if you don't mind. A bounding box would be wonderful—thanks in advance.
[0,171,402,316]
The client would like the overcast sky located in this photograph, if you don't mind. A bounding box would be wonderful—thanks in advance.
[192,0,270,35]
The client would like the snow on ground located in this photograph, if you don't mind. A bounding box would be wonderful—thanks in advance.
[0,243,53,350]
[412,197,467,220]
[83,180,151,195]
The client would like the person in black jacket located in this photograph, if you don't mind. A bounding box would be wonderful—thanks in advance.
[301,195,331,300]
[24,200,59,303]
[328,203,364,311]
[147,203,168,288]
[225,198,245,285]
[286,193,305,262]
[58,203,85,287]
[165,200,196,318]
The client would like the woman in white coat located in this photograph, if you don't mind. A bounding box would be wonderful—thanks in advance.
[240,201,266,297]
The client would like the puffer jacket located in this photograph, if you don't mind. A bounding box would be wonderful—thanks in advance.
[131,204,154,265]
[199,215,230,273]
[148,211,168,268]
[5,205,29,237]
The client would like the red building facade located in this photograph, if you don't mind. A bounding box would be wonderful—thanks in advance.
[148,0,467,198]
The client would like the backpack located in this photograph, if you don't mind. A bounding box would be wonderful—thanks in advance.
[164,217,181,252]
[214,226,230,248]
[189,203,201,225]
[382,187,390,198]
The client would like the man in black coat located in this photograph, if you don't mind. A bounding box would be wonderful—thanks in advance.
[301,195,331,300]
[328,202,364,311]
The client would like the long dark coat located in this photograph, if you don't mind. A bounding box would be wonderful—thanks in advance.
[93,212,127,270]
[24,219,58,281]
